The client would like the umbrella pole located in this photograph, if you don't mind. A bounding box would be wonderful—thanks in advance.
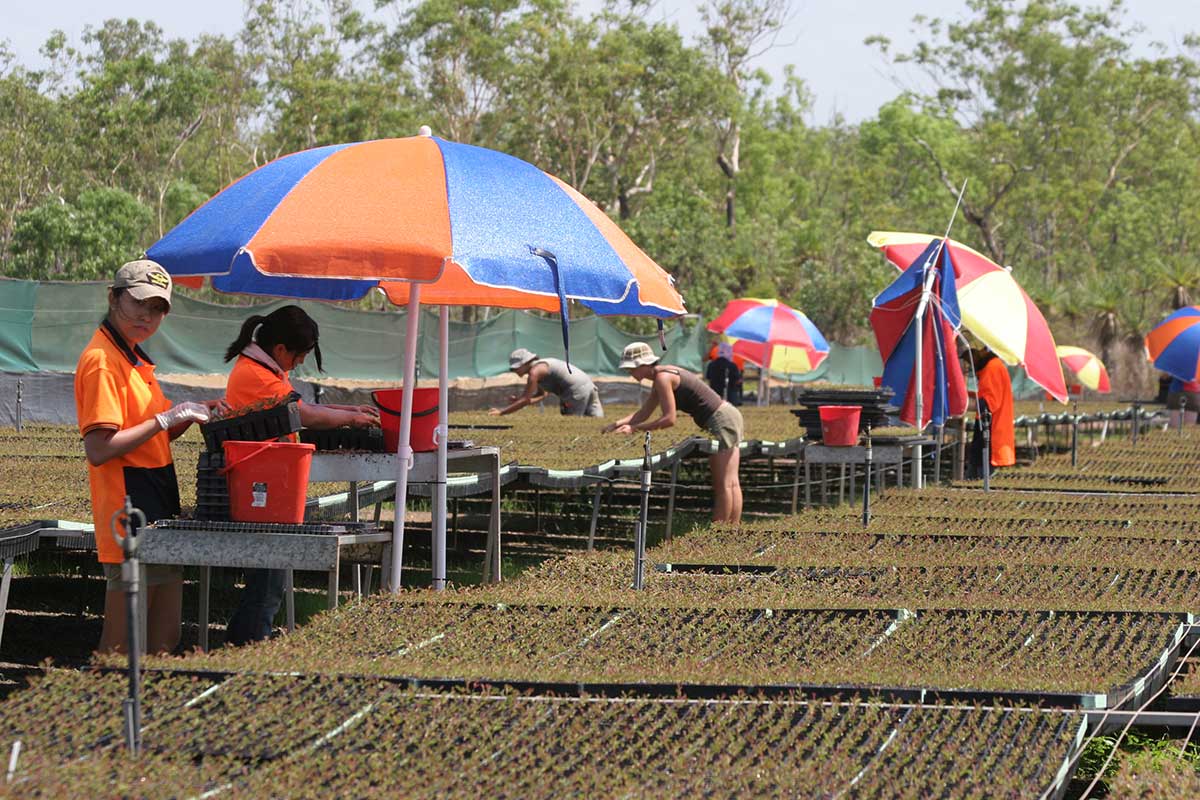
[432,305,450,591]
[390,286,422,593]
[981,405,992,492]
[913,302,925,490]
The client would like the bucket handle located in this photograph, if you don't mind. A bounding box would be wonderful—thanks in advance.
[218,442,276,476]
[373,393,438,419]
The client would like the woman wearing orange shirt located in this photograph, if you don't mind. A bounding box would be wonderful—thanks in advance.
[75,260,218,654]
[967,347,1015,473]
[222,305,378,645]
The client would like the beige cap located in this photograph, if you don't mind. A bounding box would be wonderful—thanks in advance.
[112,259,173,309]
[619,341,659,370]
[509,348,538,371]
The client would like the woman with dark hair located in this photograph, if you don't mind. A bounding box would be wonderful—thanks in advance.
[75,259,222,654]
[222,305,378,646]
[222,305,378,432]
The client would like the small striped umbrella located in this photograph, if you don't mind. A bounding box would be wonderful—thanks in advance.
[707,299,829,363]
[1056,346,1111,393]
[1146,306,1200,381]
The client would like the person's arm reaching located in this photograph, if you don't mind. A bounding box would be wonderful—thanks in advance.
[629,371,678,432]
[300,403,378,429]
[603,373,671,434]
[490,365,547,416]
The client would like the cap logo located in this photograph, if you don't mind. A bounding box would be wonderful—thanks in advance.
[147,270,170,289]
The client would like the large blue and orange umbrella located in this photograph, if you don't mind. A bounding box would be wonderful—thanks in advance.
[707,299,830,368]
[149,134,685,592]
[870,238,968,428]
[150,135,683,320]
[868,231,1068,403]
[1146,307,1200,381]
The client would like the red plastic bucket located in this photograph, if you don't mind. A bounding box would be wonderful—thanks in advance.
[372,388,439,453]
[221,440,315,524]
[818,405,861,446]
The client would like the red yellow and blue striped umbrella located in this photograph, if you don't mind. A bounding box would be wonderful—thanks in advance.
[868,231,1068,403]
[707,298,830,368]
[149,135,684,320]
[1146,306,1200,381]
[1056,345,1111,393]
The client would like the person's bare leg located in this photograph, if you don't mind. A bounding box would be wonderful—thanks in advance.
[710,448,740,523]
[727,446,743,524]
[98,588,129,654]
[147,577,183,654]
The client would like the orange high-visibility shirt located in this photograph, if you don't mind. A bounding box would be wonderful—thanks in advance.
[224,353,301,442]
[75,322,179,564]
[977,357,1015,467]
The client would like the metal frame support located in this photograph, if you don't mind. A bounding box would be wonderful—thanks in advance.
[664,461,680,541]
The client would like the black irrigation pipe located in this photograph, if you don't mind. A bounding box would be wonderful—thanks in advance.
[86,664,1113,709]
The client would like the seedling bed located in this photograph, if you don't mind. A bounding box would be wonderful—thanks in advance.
[0,673,1085,799]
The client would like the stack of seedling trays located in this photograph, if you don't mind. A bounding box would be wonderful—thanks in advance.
[299,426,385,452]
[193,394,303,521]
[790,387,897,441]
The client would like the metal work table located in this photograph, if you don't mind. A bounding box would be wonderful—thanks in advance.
[309,447,503,583]
[138,521,391,652]
[802,443,904,507]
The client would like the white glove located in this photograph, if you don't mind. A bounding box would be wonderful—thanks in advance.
[155,401,211,430]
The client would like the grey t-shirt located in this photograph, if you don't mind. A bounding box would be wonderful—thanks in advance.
[535,358,596,407]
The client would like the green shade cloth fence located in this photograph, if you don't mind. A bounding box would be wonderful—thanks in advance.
[0,278,1047,394]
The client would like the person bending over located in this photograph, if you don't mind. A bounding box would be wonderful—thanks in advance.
[603,342,744,523]
[490,348,603,417]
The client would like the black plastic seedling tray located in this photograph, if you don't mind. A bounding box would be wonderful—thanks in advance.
[299,426,385,452]
[200,394,302,452]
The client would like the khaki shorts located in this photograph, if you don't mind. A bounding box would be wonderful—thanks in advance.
[103,562,182,592]
[704,403,745,451]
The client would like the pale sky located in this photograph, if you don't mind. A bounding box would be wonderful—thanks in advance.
[5,0,1197,123]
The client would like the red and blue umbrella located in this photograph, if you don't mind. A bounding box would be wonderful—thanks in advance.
[1146,306,1200,381]
[707,298,830,366]
[870,238,968,428]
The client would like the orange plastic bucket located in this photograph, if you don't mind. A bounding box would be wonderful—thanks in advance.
[818,405,861,446]
[372,388,439,453]
[221,440,315,523]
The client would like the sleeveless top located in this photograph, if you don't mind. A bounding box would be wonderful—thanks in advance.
[657,366,723,428]
[535,358,596,405]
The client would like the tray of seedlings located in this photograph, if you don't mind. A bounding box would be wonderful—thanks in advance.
[145,598,1189,704]
[199,393,302,452]
[0,671,1087,800]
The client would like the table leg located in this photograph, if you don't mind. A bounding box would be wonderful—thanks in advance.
[664,462,680,541]
[0,557,13,651]
[838,464,846,505]
[285,569,296,632]
[791,457,801,514]
[348,480,359,522]
[198,566,210,652]
[328,560,340,610]
[488,457,502,584]
[849,462,856,504]
[804,461,811,508]
[587,483,603,552]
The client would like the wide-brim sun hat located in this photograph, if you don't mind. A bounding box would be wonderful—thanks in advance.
[619,341,659,369]
[509,348,538,371]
